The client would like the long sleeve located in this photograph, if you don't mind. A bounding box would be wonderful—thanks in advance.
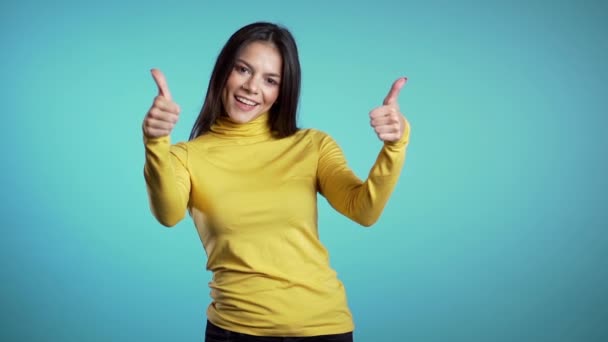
[316,127,410,227]
[143,134,191,227]
[149,118,377,335]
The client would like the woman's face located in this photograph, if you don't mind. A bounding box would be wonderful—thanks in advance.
[222,41,283,124]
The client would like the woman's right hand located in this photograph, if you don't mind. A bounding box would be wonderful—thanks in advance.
[143,69,181,138]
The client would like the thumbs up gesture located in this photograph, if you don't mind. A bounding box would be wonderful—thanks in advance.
[369,77,410,143]
[143,69,181,138]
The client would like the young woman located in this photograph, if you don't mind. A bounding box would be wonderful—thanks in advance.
[142,22,410,342]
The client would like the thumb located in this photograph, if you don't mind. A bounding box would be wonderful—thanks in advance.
[151,68,173,101]
[382,77,407,106]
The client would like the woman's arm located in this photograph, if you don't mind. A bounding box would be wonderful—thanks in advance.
[142,69,190,227]
[143,136,191,227]
[316,129,409,227]
[317,77,411,226]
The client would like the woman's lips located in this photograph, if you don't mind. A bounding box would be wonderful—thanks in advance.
[234,95,258,111]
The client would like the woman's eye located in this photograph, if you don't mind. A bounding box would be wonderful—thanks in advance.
[267,78,278,85]
[236,66,249,74]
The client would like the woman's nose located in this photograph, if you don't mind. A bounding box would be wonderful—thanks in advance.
[242,76,259,93]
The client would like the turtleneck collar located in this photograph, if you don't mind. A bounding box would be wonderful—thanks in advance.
[209,112,274,142]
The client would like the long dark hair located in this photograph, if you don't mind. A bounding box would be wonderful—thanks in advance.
[189,22,301,140]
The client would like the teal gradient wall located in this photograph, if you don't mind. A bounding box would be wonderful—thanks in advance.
[2,0,607,341]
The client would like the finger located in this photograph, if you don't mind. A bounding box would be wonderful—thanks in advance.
[369,105,399,120]
[144,117,175,131]
[153,96,180,114]
[148,107,179,123]
[378,132,400,142]
[382,77,407,106]
[151,68,173,101]
[144,127,172,138]
[370,116,400,127]
[374,124,400,135]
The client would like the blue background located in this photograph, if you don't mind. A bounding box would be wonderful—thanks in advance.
[2,0,607,341]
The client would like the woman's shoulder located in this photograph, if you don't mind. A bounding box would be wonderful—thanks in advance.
[294,128,341,150]
[176,133,217,149]
[294,127,332,141]
[166,135,212,159]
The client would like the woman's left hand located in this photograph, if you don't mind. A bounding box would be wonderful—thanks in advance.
[369,77,410,143]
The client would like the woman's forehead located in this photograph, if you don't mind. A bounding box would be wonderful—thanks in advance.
[237,42,282,66]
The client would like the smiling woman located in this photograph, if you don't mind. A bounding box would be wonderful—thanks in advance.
[141,21,411,342]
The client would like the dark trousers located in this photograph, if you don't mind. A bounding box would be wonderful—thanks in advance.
[205,320,354,342]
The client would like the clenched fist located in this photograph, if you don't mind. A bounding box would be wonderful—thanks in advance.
[143,69,181,138]
[369,77,410,143]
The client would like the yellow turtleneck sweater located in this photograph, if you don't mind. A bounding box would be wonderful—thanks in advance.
[143,112,410,337]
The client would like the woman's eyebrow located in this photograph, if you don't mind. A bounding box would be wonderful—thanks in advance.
[236,59,281,78]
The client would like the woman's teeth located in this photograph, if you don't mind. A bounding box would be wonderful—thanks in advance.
[236,96,257,106]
